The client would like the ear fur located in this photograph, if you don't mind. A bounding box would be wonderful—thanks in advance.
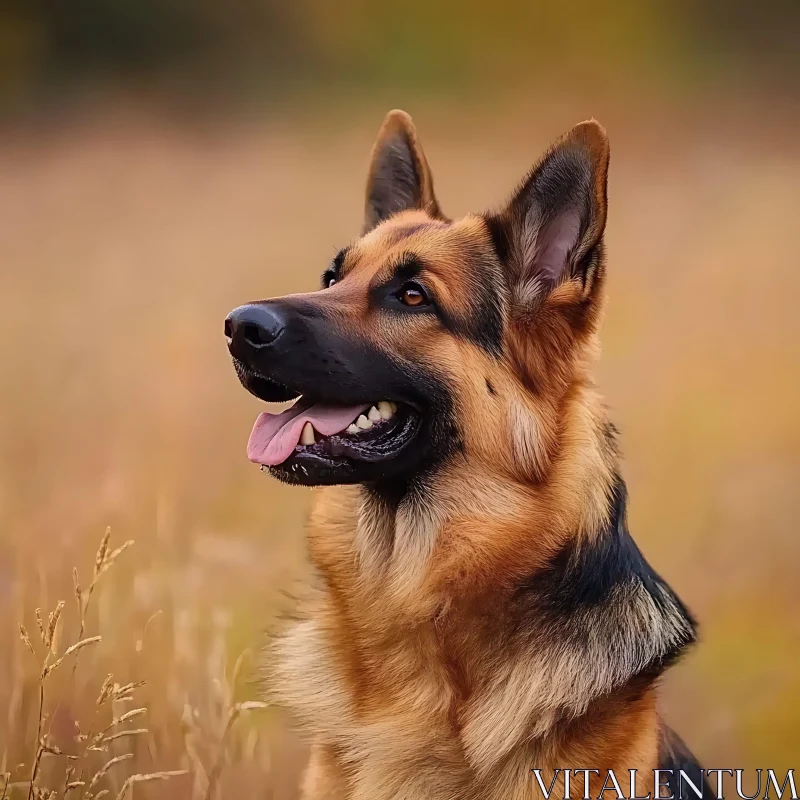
[364,110,442,233]
[488,121,610,310]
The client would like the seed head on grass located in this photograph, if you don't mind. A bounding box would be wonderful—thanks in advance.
[39,739,78,760]
[114,770,188,800]
[21,528,144,800]
[86,707,148,753]
[102,729,148,745]
[45,601,65,651]
[35,609,46,645]
[95,527,112,577]
[42,636,102,678]
[88,753,134,791]
[107,681,146,707]
[76,527,134,642]
[97,674,114,707]
[204,700,269,800]
[19,624,35,656]
[97,542,134,579]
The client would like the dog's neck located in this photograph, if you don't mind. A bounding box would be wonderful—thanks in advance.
[355,384,617,594]
[341,389,696,757]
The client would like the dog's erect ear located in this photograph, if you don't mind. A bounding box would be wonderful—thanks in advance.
[488,121,610,308]
[364,110,442,233]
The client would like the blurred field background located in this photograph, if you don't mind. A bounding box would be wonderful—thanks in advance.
[1,1,799,797]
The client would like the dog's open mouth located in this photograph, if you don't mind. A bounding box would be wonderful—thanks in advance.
[238,367,424,485]
[248,397,417,465]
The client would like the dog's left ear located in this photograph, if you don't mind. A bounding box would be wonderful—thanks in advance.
[364,110,443,233]
[488,121,610,310]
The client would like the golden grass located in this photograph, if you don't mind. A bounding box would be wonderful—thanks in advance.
[0,98,798,796]
[15,531,183,799]
[9,529,273,799]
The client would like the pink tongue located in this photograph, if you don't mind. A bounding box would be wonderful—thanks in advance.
[247,400,370,466]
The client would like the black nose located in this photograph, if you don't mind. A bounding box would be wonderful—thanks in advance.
[225,304,285,354]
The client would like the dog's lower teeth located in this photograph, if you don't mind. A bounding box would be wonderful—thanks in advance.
[356,414,372,430]
[346,423,359,434]
[367,406,382,423]
[378,401,393,420]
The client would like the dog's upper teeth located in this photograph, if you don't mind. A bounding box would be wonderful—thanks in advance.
[378,401,393,420]
[346,423,359,434]
[367,405,382,423]
[356,414,373,430]
[389,401,397,414]
[300,421,316,446]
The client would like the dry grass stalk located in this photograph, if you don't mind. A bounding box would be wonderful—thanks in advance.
[35,610,46,646]
[24,586,103,799]
[18,528,149,800]
[88,754,134,791]
[114,770,188,800]
[84,708,148,759]
[101,730,148,745]
[95,528,112,576]
[42,636,102,678]
[27,669,46,798]
[134,611,162,654]
[180,704,209,799]
[76,528,134,643]
[19,625,35,656]
[14,521,269,799]
[204,701,269,800]
[108,709,147,730]
[46,601,65,651]
[96,674,114,708]
[39,740,78,760]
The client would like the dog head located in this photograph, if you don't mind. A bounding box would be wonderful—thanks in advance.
[226,110,609,488]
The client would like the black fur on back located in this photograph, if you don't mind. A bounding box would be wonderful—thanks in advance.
[514,475,698,691]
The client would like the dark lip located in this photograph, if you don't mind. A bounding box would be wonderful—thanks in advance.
[232,358,423,413]
[233,359,299,403]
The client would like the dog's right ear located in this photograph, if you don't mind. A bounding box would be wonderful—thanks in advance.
[363,110,442,233]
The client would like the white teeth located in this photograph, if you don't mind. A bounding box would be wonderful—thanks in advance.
[345,403,397,435]
[300,421,315,446]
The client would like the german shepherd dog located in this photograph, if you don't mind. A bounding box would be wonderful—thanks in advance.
[225,111,707,799]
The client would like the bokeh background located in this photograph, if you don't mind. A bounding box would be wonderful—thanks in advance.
[1,2,798,797]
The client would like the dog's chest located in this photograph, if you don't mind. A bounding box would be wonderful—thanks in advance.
[272,610,571,800]
[271,605,485,799]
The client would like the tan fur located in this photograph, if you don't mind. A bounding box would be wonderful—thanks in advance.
[258,114,689,799]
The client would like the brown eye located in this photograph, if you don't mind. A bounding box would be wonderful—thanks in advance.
[399,283,429,307]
